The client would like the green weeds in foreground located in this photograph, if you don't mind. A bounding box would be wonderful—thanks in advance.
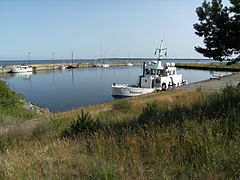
[0,80,38,124]
[0,85,240,179]
[112,99,132,112]
[62,85,240,138]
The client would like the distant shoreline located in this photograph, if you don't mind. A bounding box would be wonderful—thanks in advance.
[0,58,212,62]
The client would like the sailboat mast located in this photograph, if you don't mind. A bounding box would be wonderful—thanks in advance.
[71,51,74,64]
[28,52,31,65]
[99,41,102,63]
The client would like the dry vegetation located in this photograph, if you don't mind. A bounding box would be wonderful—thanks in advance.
[0,80,240,179]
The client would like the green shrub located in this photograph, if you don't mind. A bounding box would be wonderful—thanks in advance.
[62,110,102,137]
[112,99,132,112]
[138,101,163,124]
[138,85,240,129]
[0,80,22,107]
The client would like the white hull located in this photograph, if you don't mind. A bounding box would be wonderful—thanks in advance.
[127,63,133,66]
[59,65,66,70]
[112,84,157,97]
[11,66,32,73]
[102,64,110,67]
[95,63,110,67]
[112,42,184,97]
[95,63,102,67]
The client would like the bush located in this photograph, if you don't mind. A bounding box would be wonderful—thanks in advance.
[112,100,132,112]
[62,110,102,137]
[0,80,22,107]
[138,85,240,129]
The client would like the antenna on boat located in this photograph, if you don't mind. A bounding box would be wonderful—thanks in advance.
[154,40,167,60]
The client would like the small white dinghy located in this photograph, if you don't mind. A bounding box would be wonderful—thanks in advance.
[59,65,66,70]
[126,63,133,66]
[112,41,184,97]
[102,63,110,67]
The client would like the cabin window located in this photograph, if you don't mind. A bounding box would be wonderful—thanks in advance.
[151,69,156,75]
[145,69,150,75]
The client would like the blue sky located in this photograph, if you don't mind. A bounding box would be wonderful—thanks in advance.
[0,0,226,60]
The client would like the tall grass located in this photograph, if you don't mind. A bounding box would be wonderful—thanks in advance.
[0,86,240,179]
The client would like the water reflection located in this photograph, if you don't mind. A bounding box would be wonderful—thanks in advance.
[11,72,33,80]
[0,66,232,112]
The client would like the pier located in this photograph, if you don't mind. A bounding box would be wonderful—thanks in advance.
[0,62,143,74]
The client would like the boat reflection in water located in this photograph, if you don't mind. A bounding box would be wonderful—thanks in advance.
[11,72,33,80]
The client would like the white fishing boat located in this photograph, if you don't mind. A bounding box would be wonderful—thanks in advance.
[112,41,184,97]
[11,65,33,73]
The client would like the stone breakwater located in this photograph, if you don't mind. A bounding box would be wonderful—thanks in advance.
[0,62,142,74]
[21,100,51,114]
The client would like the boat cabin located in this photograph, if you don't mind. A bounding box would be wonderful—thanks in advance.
[139,62,182,90]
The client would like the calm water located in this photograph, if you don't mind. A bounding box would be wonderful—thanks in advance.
[0,65,231,112]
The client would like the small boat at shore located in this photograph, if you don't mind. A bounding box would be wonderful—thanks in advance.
[102,63,110,67]
[94,42,110,68]
[95,63,110,67]
[67,65,78,69]
[59,65,66,70]
[67,51,78,69]
[112,41,184,97]
[11,65,33,73]
[126,63,133,66]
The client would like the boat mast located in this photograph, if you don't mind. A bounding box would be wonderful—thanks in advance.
[99,41,102,63]
[71,51,74,65]
[52,52,55,69]
[28,52,31,65]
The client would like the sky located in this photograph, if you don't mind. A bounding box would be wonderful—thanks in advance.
[0,0,229,60]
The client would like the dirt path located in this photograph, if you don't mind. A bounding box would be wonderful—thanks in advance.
[177,72,240,92]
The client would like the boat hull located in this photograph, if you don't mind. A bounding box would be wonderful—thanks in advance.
[112,84,157,97]
[102,64,110,67]
[11,66,32,73]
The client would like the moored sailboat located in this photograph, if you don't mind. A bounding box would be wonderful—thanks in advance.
[11,52,33,73]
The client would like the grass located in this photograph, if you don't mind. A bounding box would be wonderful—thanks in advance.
[0,82,240,179]
[177,62,240,70]
[0,80,39,125]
